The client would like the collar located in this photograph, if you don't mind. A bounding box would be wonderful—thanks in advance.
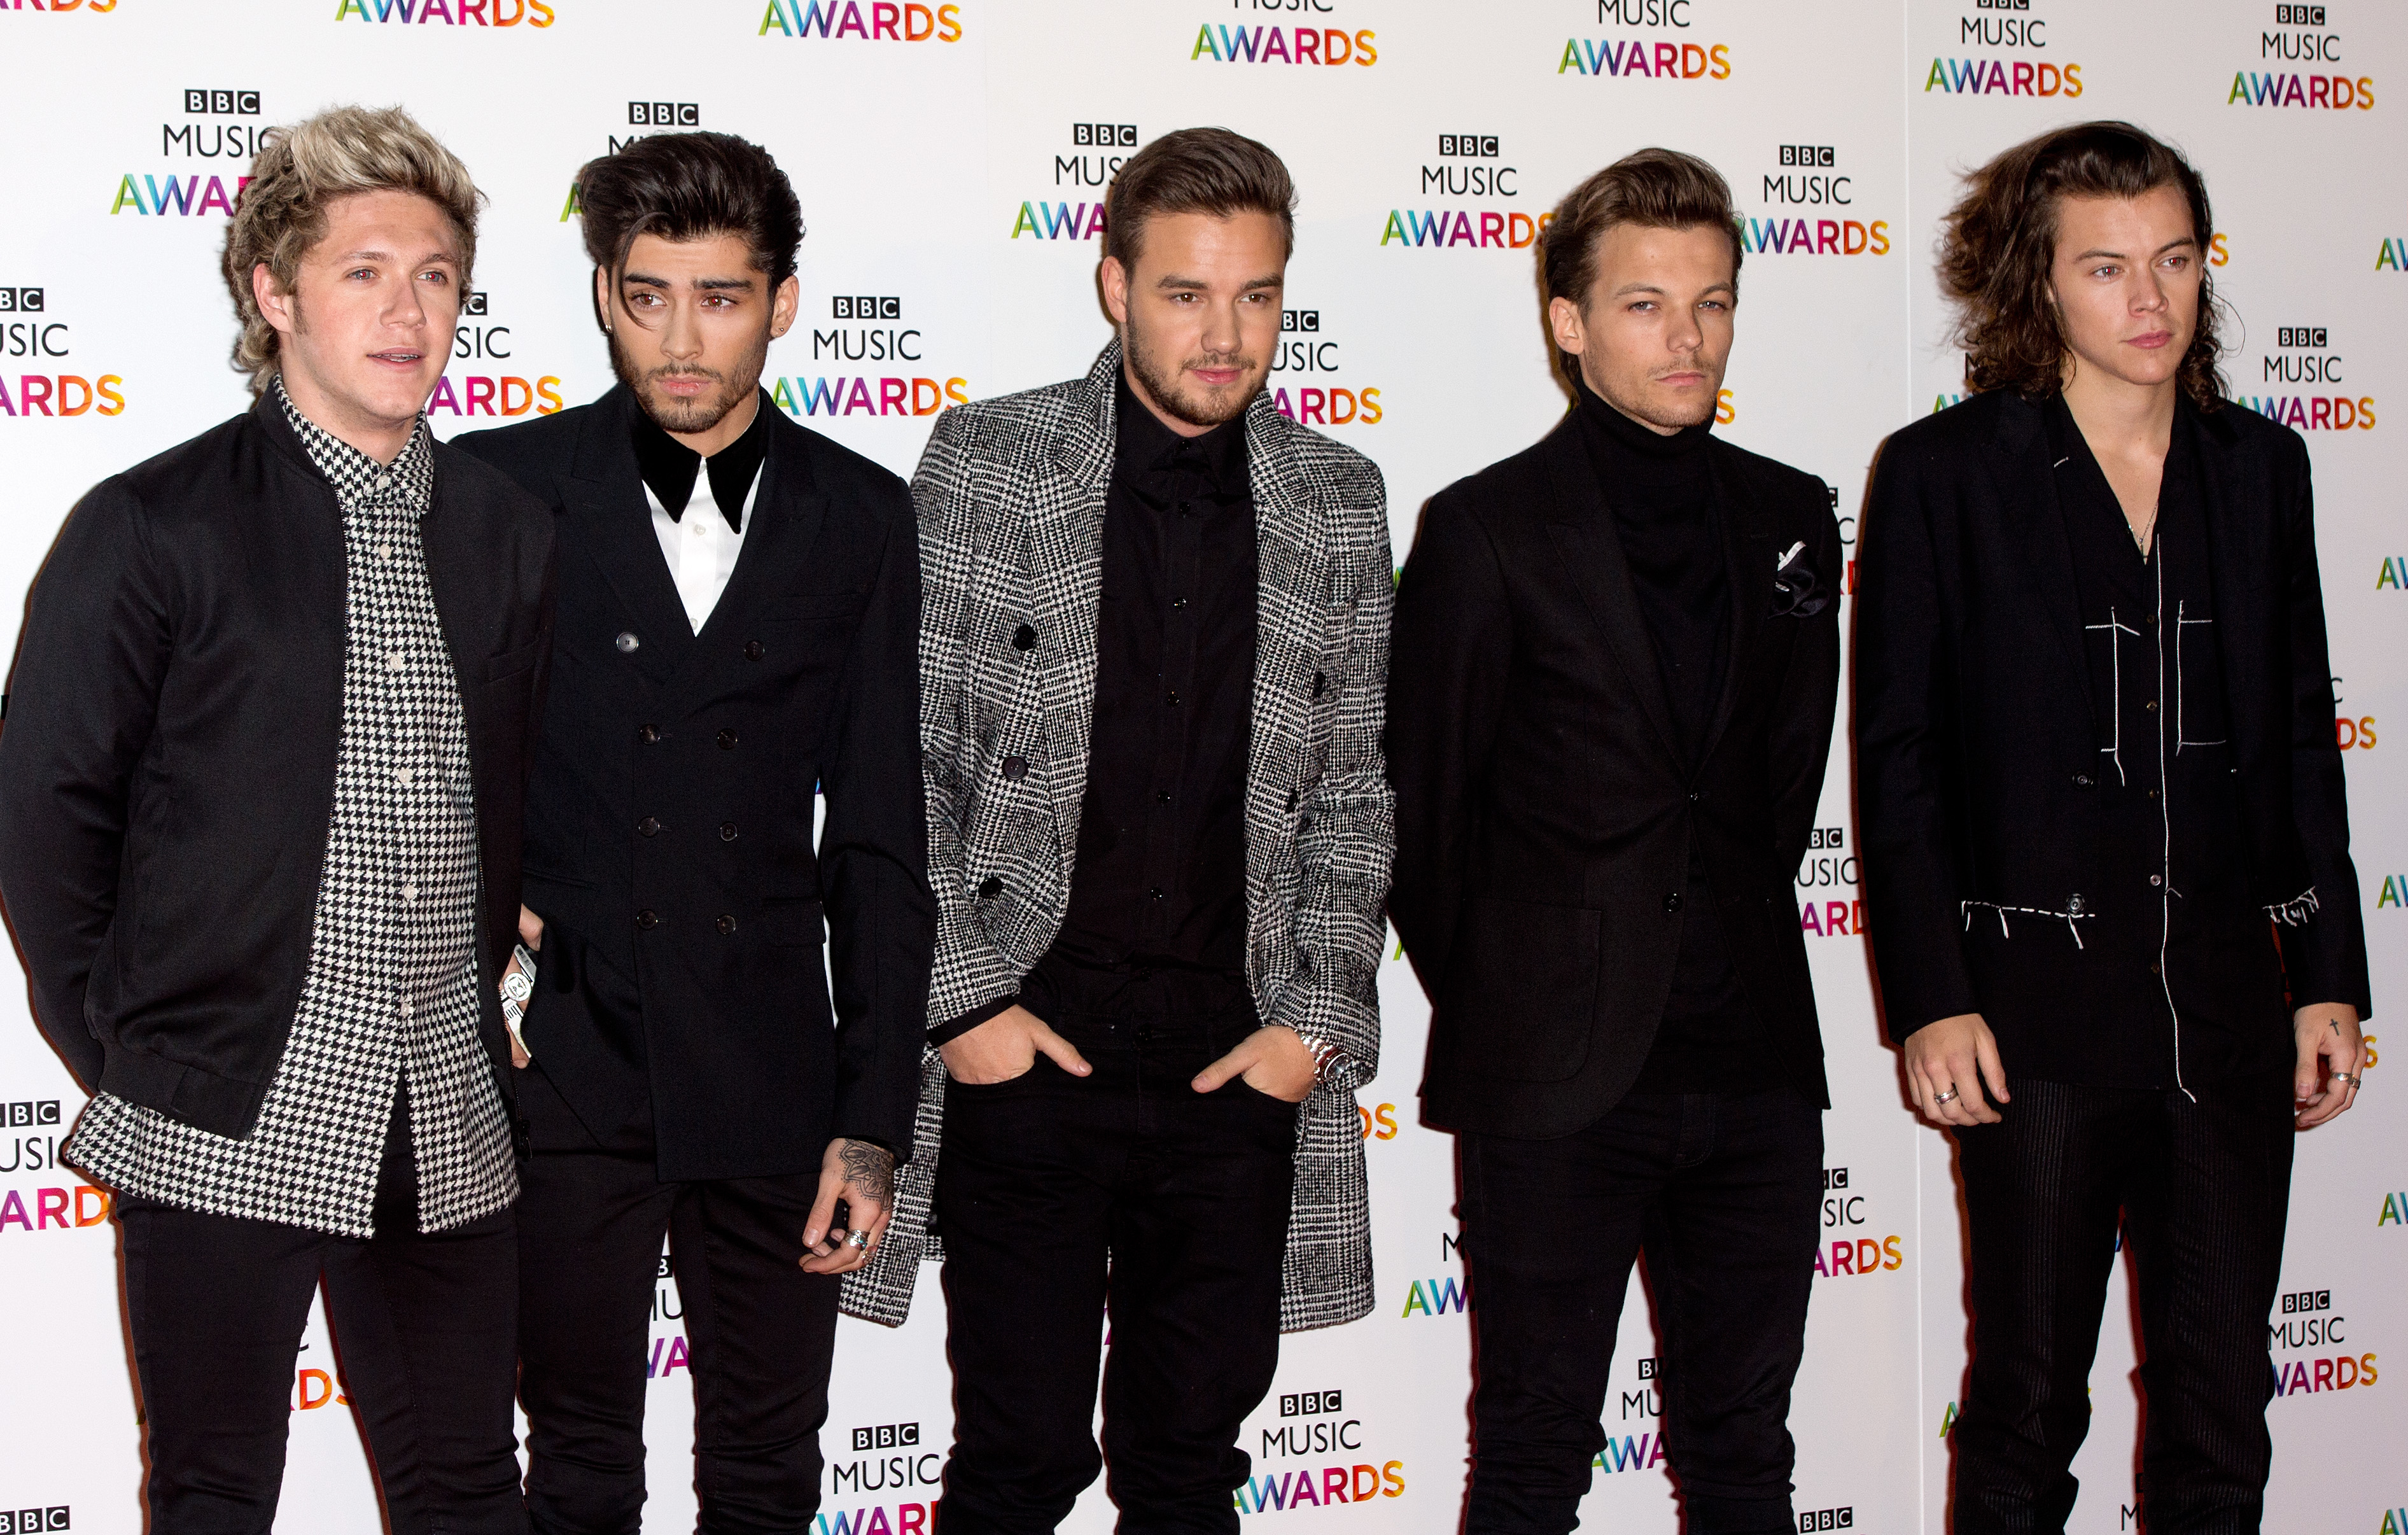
[271,375,434,512]
[1574,374,1712,472]
[1112,367,1249,497]
[631,390,771,533]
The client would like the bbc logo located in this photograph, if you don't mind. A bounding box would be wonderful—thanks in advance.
[5,1101,62,1128]
[2277,326,2329,348]
[1805,826,1844,850]
[184,90,262,116]
[832,296,902,320]
[1436,134,1501,158]
[0,289,45,314]
[628,102,701,127]
[2281,1289,2333,1314]
[463,292,489,318]
[0,1510,69,1534]
[2276,4,2326,24]
[1073,123,1138,147]
[1280,311,1321,333]
[850,1423,920,1452]
[1821,1167,1851,1191]
[1636,1357,1660,1380]
[1278,1390,1341,1417]
[1780,145,1837,167]
[1798,1510,1853,1532]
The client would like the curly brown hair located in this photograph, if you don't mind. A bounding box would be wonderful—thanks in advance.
[1937,120,2225,410]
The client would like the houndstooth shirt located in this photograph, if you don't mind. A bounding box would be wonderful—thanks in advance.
[66,382,517,1237]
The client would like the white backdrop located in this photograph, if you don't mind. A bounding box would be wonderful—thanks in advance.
[0,2,2400,1531]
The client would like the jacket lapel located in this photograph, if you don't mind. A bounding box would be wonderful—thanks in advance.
[668,395,827,696]
[558,387,693,683]
[1987,393,2094,720]
[1030,346,1118,888]
[1537,418,1685,771]
[1693,445,1775,769]
[1247,386,1335,822]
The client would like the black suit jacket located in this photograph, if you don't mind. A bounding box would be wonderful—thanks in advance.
[1856,389,2372,1052]
[456,386,933,1182]
[0,395,554,1137]
[1389,414,1842,1138]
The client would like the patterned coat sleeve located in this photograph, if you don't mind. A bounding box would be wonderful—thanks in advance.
[1273,463,1396,1090]
[911,407,1022,1026]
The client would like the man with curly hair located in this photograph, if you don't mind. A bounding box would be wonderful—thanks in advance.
[1856,120,2369,1533]
[0,106,550,1534]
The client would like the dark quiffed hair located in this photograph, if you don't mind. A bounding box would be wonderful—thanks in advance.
[575,131,804,291]
[1938,120,2225,409]
[1539,149,1744,383]
[1103,127,1296,269]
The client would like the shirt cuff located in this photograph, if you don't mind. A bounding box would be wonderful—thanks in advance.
[928,994,1019,1047]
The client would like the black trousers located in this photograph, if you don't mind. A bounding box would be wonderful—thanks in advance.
[115,1098,524,1535]
[1457,1086,1823,1535]
[1951,1071,2295,1535]
[934,961,1298,1535]
[515,1063,841,1535]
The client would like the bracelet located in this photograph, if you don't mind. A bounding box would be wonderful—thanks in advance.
[1291,1030,1344,1086]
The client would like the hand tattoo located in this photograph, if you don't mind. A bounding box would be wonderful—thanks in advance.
[838,1139,895,1214]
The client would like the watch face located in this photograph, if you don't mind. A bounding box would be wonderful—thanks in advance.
[502,972,533,1003]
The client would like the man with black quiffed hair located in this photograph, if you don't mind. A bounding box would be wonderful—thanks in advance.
[454,130,933,1535]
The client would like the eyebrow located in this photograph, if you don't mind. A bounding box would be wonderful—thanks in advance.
[334,249,459,265]
[2071,236,2199,262]
[1610,281,1734,298]
[1152,274,1284,291]
[620,270,760,292]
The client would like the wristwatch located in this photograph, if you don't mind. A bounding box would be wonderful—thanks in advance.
[1291,1030,1344,1087]
[500,942,537,1059]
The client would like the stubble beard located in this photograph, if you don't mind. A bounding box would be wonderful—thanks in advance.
[1123,312,1262,430]
[610,323,768,436]
[1593,365,1719,433]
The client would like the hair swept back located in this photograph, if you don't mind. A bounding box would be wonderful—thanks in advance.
[1538,148,1744,385]
[573,131,805,303]
[1103,127,1296,270]
[222,104,482,396]
[1938,119,2226,410]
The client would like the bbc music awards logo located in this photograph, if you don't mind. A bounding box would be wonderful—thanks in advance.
[559,101,710,221]
[1797,826,1860,940]
[1010,122,1131,244]
[332,0,555,25]
[1811,1165,1905,1280]
[1922,0,2085,101]
[0,1096,113,1233]
[1380,134,1550,252]
[1233,1388,1407,1516]
[769,295,969,424]
[2267,1286,2378,1402]
[1740,144,1889,260]
[2232,325,2374,434]
[808,1420,941,1534]
[0,287,126,421]
[109,88,275,220]
[431,290,565,424]
[1555,0,1728,81]
[2225,4,2372,111]
[1187,4,1377,69]
[757,0,963,41]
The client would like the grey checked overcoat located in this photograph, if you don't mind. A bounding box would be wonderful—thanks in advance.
[842,341,1396,1332]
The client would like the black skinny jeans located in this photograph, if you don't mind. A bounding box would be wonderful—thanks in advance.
[1459,1086,1823,1535]
[934,960,1298,1535]
[1950,1071,2295,1535]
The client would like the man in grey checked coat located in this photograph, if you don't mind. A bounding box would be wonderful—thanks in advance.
[843,129,1394,1534]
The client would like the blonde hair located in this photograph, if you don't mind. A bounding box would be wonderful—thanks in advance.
[221,104,482,395]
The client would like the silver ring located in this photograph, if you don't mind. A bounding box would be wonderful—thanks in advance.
[2334,1072,2358,1088]
[846,1230,871,1249]
[1934,1088,1959,1104]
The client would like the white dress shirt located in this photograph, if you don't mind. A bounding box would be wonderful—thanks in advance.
[646,460,762,633]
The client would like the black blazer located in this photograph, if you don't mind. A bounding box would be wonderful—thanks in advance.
[455,387,933,1182]
[1856,389,2372,1051]
[0,395,555,1137]
[1389,414,1842,1138]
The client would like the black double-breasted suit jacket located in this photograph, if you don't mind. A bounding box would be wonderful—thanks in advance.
[458,386,934,1182]
[1389,414,1843,1139]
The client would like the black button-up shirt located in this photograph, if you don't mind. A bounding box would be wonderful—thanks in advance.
[1047,375,1260,975]
[2043,396,2288,1089]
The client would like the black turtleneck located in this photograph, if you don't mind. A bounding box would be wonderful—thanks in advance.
[1572,377,1772,1096]
[631,389,772,533]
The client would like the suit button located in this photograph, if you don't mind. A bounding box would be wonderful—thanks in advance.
[744,640,765,661]
[1312,671,1328,698]
[1012,623,1038,652]
[1002,755,1028,781]
[638,817,660,837]
[1285,790,1299,812]
[1165,690,1181,706]
[2072,773,2094,787]
[717,915,738,936]
[636,909,659,930]
[1150,887,1166,901]
[977,876,1003,900]
[720,822,738,841]
[1688,790,1702,803]
[718,729,739,750]
[1663,892,1683,913]
[615,631,641,654]
[638,724,661,744]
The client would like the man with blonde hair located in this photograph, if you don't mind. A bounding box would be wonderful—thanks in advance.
[0,106,551,1535]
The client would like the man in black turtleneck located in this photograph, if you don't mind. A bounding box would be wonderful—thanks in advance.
[1387,151,1842,1535]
